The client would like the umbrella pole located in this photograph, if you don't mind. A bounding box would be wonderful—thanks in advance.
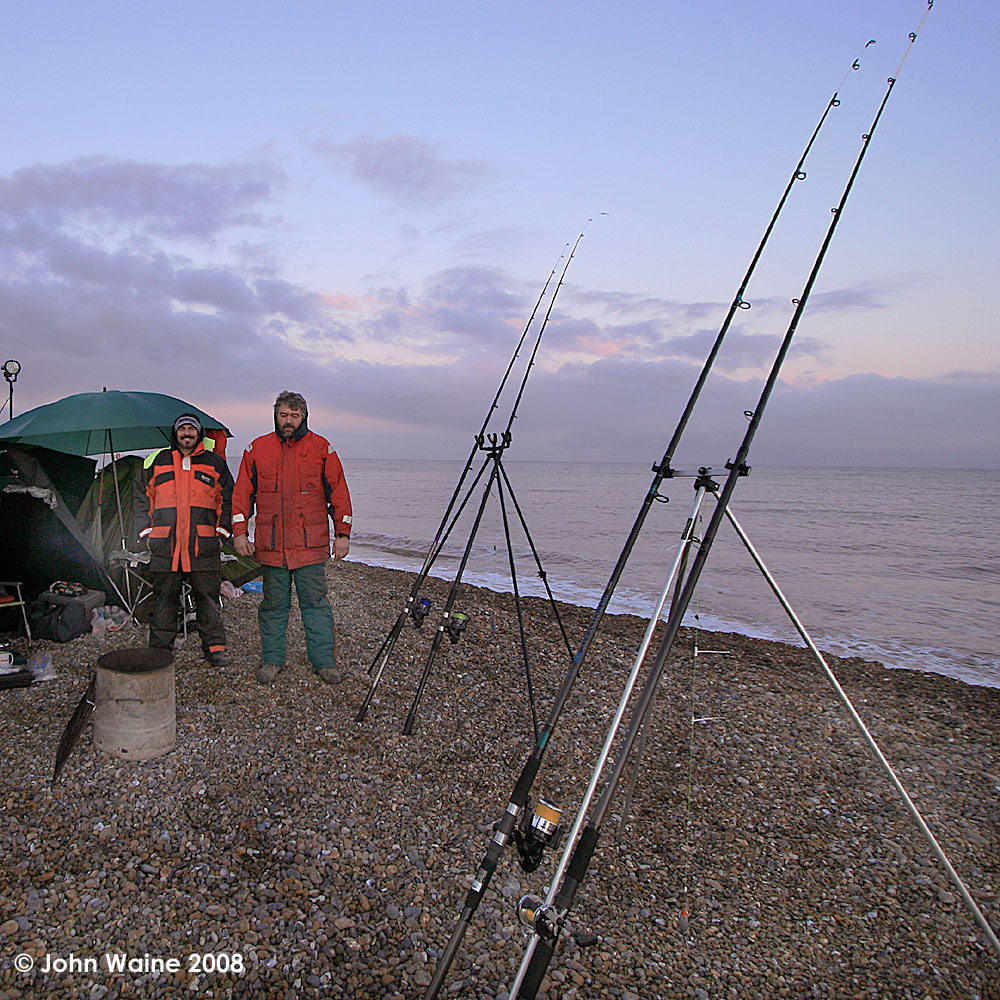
[106,429,133,610]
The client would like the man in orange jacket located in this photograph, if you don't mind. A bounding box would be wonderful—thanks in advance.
[232,391,352,685]
[134,413,234,666]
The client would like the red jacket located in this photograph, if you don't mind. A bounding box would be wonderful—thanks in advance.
[232,426,352,570]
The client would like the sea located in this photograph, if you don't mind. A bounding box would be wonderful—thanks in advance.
[343,460,999,690]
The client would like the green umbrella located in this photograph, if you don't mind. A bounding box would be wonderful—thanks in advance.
[0,389,230,456]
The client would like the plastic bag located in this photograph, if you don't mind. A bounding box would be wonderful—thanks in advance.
[90,607,107,640]
[105,606,131,632]
[28,651,57,682]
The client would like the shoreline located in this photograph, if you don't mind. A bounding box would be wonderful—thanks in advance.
[1,559,998,999]
[346,553,1000,692]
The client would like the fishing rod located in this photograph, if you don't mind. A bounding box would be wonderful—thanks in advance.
[421,38,876,1000]
[399,225,595,734]
[356,234,577,724]
[510,15,934,995]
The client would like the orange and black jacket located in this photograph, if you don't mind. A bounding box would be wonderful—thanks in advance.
[134,443,234,574]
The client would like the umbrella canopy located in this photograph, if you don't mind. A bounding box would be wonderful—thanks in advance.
[0,390,230,456]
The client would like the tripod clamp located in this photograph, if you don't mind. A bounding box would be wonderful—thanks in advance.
[477,430,512,456]
[649,465,724,502]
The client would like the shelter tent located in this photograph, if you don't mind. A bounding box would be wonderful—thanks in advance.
[0,444,123,603]
[0,389,229,457]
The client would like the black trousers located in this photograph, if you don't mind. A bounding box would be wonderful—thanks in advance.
[149,570,226,655]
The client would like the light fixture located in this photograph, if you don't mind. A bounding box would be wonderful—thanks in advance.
[3,359,20,420]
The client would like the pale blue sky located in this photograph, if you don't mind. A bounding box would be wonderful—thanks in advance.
[1,1,996,466]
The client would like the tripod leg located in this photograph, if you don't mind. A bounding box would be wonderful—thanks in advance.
[355,611,407,722]
[403,459,501,734]
[722,504,1000,958]
[356,457,494,723]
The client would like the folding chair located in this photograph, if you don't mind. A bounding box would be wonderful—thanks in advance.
[0,581,31,639]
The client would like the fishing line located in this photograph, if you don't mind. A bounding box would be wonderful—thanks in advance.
[422,34,876,998]
[508,11,935,994]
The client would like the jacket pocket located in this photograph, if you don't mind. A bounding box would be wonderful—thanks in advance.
[149,524,172,560]
[195,522,220,559]
[303,517,329,550]
[256,514,277,552]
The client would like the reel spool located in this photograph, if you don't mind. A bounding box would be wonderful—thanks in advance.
[515,799,564,872]
[444,611,468,643]
[516,895,561,942]
[410,597,432,628]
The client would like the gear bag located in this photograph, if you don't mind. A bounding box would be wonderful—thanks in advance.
[27,601,89,642]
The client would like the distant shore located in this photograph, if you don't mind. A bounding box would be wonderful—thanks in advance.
[1,559,997,999]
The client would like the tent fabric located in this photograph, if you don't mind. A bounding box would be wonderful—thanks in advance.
[77,455,143,560]
[0,390,255,617]
[0,445,124,604]
[0,390,230,457]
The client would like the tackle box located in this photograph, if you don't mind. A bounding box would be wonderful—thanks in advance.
[39,588,106,615]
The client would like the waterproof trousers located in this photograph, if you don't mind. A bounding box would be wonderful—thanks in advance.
[258,563,336,671]
[149,570,225,656]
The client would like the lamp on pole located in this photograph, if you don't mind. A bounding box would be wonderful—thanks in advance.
[3,359,20,420]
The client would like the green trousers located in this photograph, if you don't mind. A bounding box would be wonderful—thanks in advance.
[259,563,336,671]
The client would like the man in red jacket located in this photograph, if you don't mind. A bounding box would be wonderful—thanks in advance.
[232,391,352,685]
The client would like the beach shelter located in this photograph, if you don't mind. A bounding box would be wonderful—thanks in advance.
[0,444,124,605]
[0,388,232,553]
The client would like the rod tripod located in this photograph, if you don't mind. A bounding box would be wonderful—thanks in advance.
[394,430,575,736]
[508,477,1000,997]
[356,223,594,729]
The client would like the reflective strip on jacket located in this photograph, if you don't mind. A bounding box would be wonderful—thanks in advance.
[134,444,234,573]
[231,428,352,570]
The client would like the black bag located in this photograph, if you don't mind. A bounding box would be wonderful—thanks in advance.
[27,601,89,642]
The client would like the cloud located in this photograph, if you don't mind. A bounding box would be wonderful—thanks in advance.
[2,154,995,471]
[661,327,829,370]
[0,157,345,373]
[312,133,492,208]
[0,156,279,239]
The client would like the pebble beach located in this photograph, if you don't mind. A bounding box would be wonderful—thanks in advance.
[1,560,998,1000]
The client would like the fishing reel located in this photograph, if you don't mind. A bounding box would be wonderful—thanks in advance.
[513,798,564,873]
[444,611,468,644]
[409,597,432,628]
[516,895,563,943]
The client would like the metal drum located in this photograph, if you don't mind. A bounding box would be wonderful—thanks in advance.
[92,649,175,760]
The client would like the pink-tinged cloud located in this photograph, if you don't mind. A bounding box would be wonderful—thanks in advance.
[321,292,363,313]
[574,336,622,358]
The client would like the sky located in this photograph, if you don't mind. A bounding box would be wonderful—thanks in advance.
[0,0,997,469]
